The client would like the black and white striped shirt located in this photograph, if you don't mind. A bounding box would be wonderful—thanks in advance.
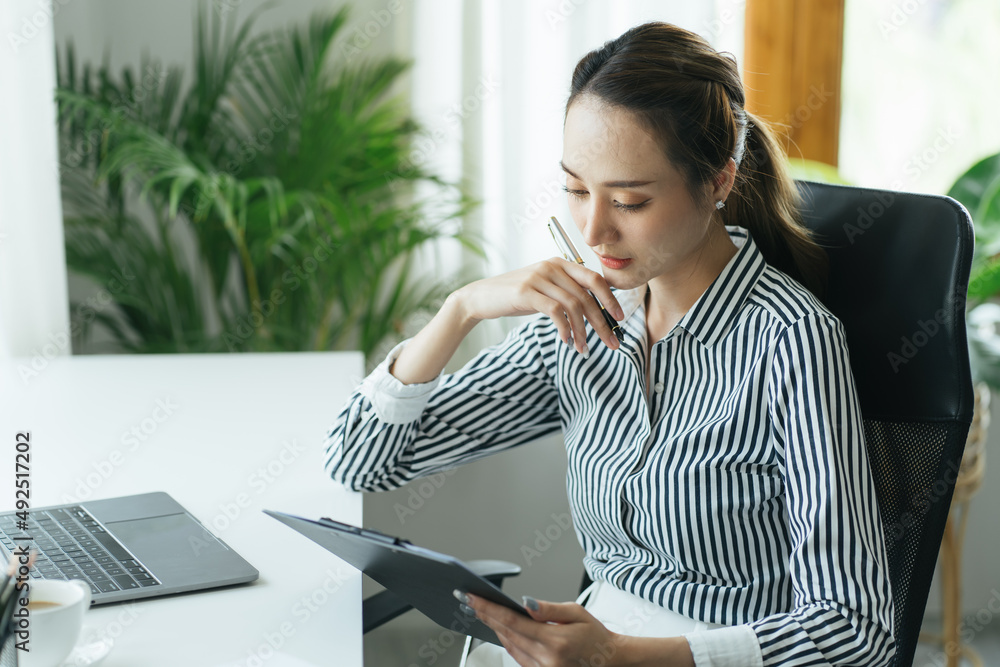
[324,226,896,666]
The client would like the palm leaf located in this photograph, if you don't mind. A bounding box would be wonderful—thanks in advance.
[57,3,481,356]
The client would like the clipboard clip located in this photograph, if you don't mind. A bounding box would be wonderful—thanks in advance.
[320,517,413,546]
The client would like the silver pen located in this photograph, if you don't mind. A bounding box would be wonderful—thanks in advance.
[547,216,625,343]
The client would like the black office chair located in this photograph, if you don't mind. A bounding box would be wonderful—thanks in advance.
[364,181,976,667]
[793,181,974,666]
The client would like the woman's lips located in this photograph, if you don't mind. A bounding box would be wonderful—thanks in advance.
[597,255,632,270]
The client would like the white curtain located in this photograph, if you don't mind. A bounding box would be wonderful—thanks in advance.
[404,0,744,363]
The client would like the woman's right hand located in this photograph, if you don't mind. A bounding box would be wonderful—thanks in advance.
[453,257,625,354]
[390,258,626,385]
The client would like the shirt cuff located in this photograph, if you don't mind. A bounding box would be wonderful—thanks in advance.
[683,625,763,667]
[360,339,442,424]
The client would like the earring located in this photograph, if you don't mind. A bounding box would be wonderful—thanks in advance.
[715,200,725,210]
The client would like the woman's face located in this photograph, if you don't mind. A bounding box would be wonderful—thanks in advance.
[561,95,721,291]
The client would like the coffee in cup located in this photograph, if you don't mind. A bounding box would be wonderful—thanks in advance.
[16,579,91,667]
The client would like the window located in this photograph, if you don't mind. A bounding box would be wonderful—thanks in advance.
[839,0,1000,193]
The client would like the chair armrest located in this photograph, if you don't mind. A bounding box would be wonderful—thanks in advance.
[466,559,523,586]
[362,559,523,634]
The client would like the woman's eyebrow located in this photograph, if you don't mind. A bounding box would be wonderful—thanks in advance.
[559,161,653,188]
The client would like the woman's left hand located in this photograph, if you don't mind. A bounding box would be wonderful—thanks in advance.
[459,591,623,667]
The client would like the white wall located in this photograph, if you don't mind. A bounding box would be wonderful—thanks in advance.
[52,0,397,74]
[0,0,70,359]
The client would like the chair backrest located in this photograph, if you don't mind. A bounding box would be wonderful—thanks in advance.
[796,181,975,667]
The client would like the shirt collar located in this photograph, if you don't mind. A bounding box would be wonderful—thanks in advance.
[613,226,767,348]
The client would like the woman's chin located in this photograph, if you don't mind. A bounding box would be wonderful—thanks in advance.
[603,272,646,293]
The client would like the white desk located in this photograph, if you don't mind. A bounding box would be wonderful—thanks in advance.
[0,352,365,667]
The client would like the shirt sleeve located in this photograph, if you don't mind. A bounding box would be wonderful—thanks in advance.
[725,312,895,666]
[323,316,563,492]
[684,625,763,667]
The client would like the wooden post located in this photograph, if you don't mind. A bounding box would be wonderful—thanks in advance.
[743,0,845,166]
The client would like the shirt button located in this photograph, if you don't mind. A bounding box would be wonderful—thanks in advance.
[653,382,664,394]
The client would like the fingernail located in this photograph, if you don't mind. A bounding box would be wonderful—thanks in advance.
[460,603,476,617]
[580,344,589,360]
[453,589,469,605]
[522,595,539,611]
[616,306,625,320]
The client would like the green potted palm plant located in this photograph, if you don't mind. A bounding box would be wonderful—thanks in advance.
[56,4,480,361]
[948,152,1000,389]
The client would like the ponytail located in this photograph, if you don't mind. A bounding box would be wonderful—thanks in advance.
[568,22,828,298]
[722,111,829,298]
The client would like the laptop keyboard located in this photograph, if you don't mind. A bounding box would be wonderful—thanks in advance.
[0,506,160,596]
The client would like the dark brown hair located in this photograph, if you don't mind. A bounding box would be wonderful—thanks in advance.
[566,22,828,297]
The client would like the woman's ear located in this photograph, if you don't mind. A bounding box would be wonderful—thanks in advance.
[711,158,737,204]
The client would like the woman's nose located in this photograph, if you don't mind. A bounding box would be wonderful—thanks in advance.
[580,202,616,247]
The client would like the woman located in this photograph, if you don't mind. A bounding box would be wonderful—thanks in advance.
[325,22,895,667]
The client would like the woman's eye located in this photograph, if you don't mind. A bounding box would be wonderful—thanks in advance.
[562,185,648,213]
[615,201,648,213]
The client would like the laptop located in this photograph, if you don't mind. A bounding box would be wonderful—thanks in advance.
[0,492,258,605]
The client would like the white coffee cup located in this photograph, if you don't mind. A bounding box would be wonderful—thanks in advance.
[17,579,91,667]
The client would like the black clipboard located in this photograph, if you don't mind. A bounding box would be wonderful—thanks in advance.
[264,509,529,645]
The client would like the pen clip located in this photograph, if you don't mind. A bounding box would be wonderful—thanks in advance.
[548,216,584,264]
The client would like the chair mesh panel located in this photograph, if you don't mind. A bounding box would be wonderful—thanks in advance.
[864,418,967,667]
